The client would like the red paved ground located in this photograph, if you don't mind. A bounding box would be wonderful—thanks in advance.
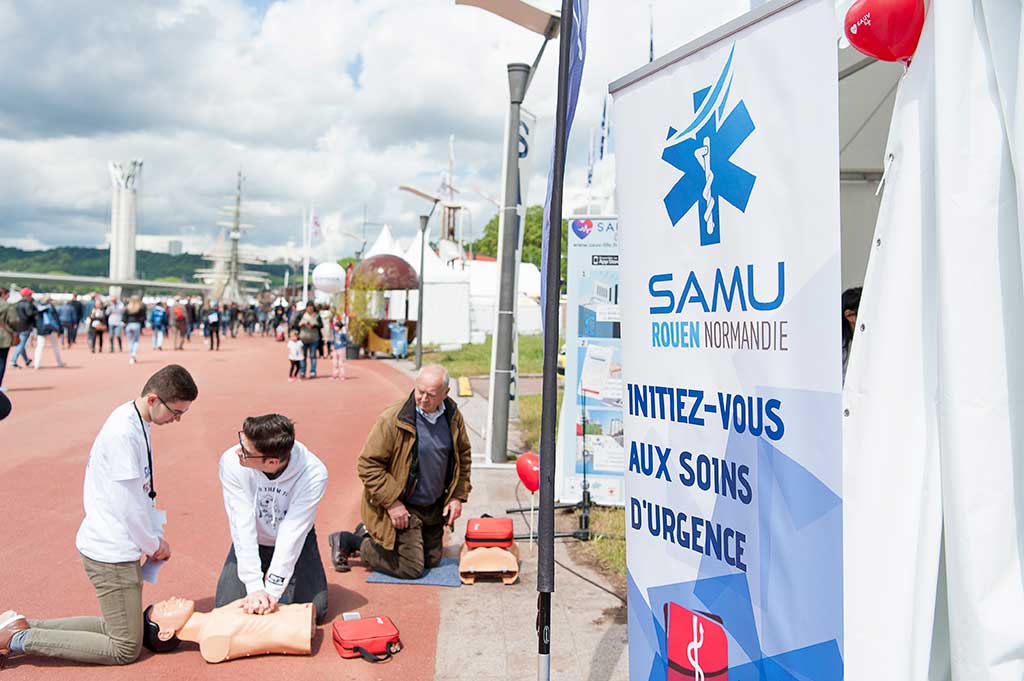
[0,331,437,680]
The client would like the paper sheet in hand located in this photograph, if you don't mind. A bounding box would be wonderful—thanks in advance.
[141,558,165,584]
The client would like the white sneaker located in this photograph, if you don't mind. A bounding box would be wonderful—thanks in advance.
[0,610,26,630]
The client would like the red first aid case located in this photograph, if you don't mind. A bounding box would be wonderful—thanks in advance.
[332,615,402,662]
[465,516,514,549]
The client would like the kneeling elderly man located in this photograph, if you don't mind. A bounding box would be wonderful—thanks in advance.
[216,414,329,623]
[331,364,472,578]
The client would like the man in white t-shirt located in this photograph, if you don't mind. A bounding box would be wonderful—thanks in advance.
[214,414,329,623]
[0,364,198,667]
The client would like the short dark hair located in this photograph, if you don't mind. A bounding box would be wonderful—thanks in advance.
[0,287,8,296]
[141,365,199,403]
[243,414,295,458]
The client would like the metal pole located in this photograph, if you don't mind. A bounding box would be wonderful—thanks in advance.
[489,62,530,464]
[415,214,428,370]
[538,2,573,678]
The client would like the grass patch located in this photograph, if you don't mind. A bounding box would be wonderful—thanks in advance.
[424,334,547,377]
[576,506,626,577]
[516,390,563,453]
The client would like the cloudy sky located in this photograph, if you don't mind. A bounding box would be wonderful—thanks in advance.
[0,0,756,262]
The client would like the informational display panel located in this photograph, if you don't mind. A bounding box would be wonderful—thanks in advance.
[611,0,843,678]
[555,216,623,505]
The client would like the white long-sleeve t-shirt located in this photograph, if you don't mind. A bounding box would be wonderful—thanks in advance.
[218,441,328,600]
[76,402,163,563]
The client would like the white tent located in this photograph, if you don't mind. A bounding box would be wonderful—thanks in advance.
[363,224,398,259]
[844,1,1024,679]
[466,259,543,335]
[389,228,472,346]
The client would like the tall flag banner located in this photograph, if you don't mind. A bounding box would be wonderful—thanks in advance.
[610,0,843,678]
[309,207,322,243]
[598,95,608,160]
[587,127,595,188]
[540,0,589,329]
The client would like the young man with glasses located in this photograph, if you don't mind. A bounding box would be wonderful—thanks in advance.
[215,414,329,623]
[0,364,198,667]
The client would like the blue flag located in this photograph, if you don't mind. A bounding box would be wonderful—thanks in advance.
[540,0,589,330]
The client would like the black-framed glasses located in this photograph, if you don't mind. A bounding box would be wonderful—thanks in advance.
[237,432,273,460]
[157,396,186,419]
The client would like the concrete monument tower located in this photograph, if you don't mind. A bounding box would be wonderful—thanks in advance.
[108,160,143,296]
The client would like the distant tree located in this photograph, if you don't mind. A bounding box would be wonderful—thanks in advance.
[337,257,358,269]
[470,205,568,289]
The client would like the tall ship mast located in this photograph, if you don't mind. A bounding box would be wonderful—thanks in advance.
[194,171,271,302]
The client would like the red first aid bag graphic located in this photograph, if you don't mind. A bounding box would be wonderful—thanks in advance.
[665,602,728,680]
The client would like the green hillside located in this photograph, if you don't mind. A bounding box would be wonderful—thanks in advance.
[0,246,294,287]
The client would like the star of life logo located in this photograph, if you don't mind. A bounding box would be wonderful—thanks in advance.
[662,45,756,247]
[665,603,728,680]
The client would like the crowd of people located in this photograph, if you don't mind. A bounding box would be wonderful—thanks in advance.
[0,286,351,396]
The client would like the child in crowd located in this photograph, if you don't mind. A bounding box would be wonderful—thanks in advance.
[331,322,348,380]
[287,330,303,382]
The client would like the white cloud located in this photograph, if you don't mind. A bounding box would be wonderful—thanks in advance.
[0,0,753,262]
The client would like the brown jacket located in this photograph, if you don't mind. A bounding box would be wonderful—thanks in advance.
[357,393,472,551]
[0,299,18,349]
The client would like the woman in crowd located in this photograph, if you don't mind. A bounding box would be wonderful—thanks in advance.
[124,296,147,365]
[87,298,108,353]
[33,296,65,369]
[205,302,222,351]
[106,297,125,353]
[297,302,322,379]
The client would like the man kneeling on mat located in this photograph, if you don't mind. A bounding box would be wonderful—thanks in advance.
[215,414,330,623]
[330,364,472,578]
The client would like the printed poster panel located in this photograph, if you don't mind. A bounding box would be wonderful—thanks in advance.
[555,216,624,505]
[611,1,843,678]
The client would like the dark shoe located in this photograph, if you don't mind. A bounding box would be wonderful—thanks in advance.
[328,532,351,572]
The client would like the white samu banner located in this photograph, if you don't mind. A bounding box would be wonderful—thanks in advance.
[611,0,842,678]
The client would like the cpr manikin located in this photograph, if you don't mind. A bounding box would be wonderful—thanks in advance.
[143,596,314,663]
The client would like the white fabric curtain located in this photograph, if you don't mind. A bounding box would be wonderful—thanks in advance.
[844,1,1024,679]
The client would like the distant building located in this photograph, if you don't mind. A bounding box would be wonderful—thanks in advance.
[168,240,183,256]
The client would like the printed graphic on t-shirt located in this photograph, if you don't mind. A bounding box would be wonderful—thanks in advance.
[255,486,290,529]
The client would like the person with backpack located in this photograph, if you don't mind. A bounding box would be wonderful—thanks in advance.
[171,299,187,350]
[205,303,222,351]
[10,288,37,369]
[0,287,21,390]
[58,299,78,349]
[149,302,168,351]
[33,296,65,370]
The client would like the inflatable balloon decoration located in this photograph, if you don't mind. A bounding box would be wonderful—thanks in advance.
[844,0,925,64]
[516,452,541,550]
[516,451,540,493]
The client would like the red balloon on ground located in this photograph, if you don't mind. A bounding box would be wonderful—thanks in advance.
[516,452,540,493]
[845,0,925,64]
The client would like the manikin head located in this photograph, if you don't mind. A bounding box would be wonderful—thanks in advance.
[414,364,450,414]
[143,596,195,653]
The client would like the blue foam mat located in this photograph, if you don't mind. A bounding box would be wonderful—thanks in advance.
[366,556,462,587]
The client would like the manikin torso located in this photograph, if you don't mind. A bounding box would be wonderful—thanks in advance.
[151,597,314,663]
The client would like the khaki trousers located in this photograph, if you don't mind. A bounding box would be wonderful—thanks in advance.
[23,554,143,665]
[360,500,445,579]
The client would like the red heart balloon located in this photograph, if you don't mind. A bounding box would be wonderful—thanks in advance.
[516,451,540,493]
[844,0,925,64]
